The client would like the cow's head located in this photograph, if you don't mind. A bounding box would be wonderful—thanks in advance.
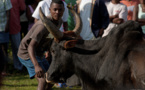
[39,6,82,83]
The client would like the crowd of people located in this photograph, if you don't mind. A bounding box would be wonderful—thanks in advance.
[0,0,145,89]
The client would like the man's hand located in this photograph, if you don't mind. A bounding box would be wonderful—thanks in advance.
[98,28,104,37]
[113,14,119,18]
[35,65,44,78]
[112,18,124,24]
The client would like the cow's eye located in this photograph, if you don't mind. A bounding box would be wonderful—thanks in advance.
[51,50,55,54]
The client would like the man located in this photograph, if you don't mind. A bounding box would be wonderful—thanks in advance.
[65,0,76,30]
[17,0,65,89]
[9,0,26,71]
[120,0,139,20]
[102,0,128,37]
[0,0,12,75]
[77,0,109,40]
[132,0,145,37]
[32,0,68,31]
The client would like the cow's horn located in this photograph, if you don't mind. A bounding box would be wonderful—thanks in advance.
[67,6,82,36]
[39,7,63,40]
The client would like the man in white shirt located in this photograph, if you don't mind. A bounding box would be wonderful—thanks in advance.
[32,0,69,32]
[77,0,109,40]
[102,0,128,37]
[78,0,94,40]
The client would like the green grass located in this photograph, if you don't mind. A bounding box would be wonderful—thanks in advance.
[0,42,81,90]
[0,58,81,90]
[1,74,37,90]
[1,73,81,90]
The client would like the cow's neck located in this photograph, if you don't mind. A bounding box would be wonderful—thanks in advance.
[69,36,137,89]
[68,38,109,89]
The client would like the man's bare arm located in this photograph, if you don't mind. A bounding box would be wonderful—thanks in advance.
[28,39,44,78]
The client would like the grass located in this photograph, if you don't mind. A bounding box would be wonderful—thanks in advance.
[0,62,81,90]
[1,74,37,90]
[1,73,81,90]
[0,43,81,90]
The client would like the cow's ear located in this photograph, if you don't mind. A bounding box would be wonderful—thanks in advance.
[54,38,60,43]
[64,40,78,49]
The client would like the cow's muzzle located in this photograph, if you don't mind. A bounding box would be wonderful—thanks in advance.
[45,73,55,84]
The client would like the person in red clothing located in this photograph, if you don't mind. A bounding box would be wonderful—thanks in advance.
[9,0,26,71]
[120,0,140,20]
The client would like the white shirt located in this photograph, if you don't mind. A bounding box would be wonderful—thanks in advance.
[103,2,127,37]
[32,0,69,32]
[79,0,94,40]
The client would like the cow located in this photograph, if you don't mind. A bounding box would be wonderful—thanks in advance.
[39,7,145,90]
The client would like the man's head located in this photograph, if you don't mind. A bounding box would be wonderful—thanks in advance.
[112,0,121,3]
[49,0,64,21]
[140,0,145,4]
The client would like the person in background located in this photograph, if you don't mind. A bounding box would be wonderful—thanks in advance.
[26,0,41,31]
[0,0,12,76]
[20,0,28,39]
[20,12,28,38]
[9,0,26,71]
[32,0,69,32]
[65,0,76,30]
[102,0,128,37]
[103,0,111,2]
[120,0,140,20]
[132,0,145,37]
[76,0,109,40]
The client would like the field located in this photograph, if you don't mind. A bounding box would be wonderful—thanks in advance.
[0,42,81,90]
[0,51,81,90]
[0,62,81,90]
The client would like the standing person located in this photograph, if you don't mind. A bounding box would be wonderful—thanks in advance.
[102,0,128,37]
[20,0,28,39]
[120,0,140,20]
[103,0,111,2]
[0,0,12,75]
[65,0,76,30]
[77,0,109,40]
[17,0,65,89]
[20,12,28,38]
[9,0,26,71]
[133,0,145,37]
[32,0,69,32]
[26,0,41,31]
